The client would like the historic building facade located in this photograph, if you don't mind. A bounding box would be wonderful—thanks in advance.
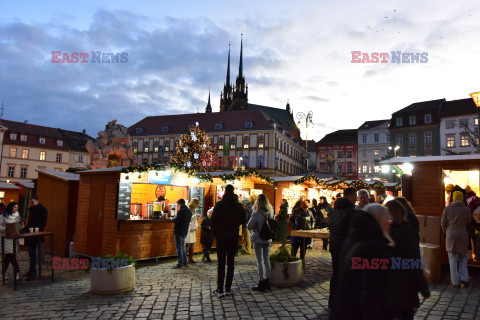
[0,120,93,182]
[316,129,358,179]
[357,120,391,180]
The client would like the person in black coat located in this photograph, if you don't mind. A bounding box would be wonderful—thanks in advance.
[385,200,430,320]
[201,208,214,263]
[24,196,48,280]
[331,210,389,320]
[210,184,246,296]
[172,199,192,268]
[327,187,358,309]
[395,197,420,243]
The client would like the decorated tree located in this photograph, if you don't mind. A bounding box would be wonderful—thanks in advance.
[170,122,216,172]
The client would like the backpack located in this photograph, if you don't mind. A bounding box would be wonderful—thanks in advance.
[258,212,278,241]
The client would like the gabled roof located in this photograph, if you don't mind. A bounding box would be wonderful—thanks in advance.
[440,98,478,117]
[128,110,274,136]
[393,98,445,115]
[318,129,358,145]
[358,120,390,130]
[37,169,80,181]
[248,104,297,132]
[60,129,94,152]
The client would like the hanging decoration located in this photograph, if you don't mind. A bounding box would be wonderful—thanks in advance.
[219,169,278,187]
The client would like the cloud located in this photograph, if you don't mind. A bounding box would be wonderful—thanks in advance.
[304,95,329,102]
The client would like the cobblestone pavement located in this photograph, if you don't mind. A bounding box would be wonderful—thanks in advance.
[1,241,480,319]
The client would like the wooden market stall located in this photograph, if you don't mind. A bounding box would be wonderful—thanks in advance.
[36,170,80,257]
[73,167,274,260]
[380,154,480,265]
[0,182,21,204]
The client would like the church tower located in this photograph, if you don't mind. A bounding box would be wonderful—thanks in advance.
[231,35,248,111]
[205,91,212,113]
[219,45,233,112]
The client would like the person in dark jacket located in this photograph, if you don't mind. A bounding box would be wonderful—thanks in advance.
[172,199,192,269]
[24,196,48,280]
[289,201,315,259]
[201,208,214,263]
[276,199,289,244]
[395,197,420,243]
[327,187,358,309]
[317,196,332,250]
[210,184,246,297]
[385,200,430,319]
[331,208,390,320]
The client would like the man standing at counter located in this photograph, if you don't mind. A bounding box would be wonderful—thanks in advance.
[172,199,192,269]
[211,184,246,297]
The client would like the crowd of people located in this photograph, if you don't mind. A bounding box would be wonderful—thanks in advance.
[0,196,49,281]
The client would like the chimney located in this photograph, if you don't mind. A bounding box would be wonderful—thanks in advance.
[82,129,86,135]
[24,120,28,124]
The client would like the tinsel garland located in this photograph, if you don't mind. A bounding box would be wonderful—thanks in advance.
[292,175,400,190]
[121,164,213,183]
[219,169,278,187]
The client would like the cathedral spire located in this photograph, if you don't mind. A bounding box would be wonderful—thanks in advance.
[205,90,212,113]
[226,43,231,86]
[239,34,243,78]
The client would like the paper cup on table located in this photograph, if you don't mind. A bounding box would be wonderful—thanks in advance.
[35,227,39,233]
[29,227,34,233]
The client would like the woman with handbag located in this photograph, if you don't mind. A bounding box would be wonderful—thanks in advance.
[247,194,275,292]
[185,199,200,264]
[0,202,22,280]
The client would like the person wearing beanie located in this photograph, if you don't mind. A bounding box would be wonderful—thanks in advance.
[441,191,471,287]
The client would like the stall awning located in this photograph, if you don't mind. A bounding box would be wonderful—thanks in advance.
[0,183,21,190]
[379,154,480,165]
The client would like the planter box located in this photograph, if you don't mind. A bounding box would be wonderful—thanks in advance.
[270,260,304,287]
[90,264,135,294]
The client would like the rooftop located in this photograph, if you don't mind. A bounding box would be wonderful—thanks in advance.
[393,98,445,115]
[440,98,478,117]
[358,119,390,130]
[317,129,358,145]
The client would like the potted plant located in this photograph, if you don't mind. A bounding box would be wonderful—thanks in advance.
[89,253,136,294]
[269,244,304,287]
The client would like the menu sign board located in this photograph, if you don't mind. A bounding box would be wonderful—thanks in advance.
[189,187,205,216]
[117,182,132,220]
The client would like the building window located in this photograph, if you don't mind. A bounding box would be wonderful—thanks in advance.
[7,166,15,177]
[362,135,367,143]
[161,126,169,132]
[245,122,253,129]
[425,132,432,144]
[78,155,83,163]
[374,149,379,156]
[22,149,29,159]
[258,136,264,149]
[458,118,469,127]
[154,143,159,153]
[338,165,343,175]
[409,133,416,145]
[461,134,470,147]
[243,136,249,149]
[396,134,403,146]
[347,151,353,158]
[144,144,149,153]
[40,151,46,161]
[230,137,236,150]
[320,152,326,159]
[409,115,416,125]
[20,168,27,179]
[20,135,27,141]
[446,120,456,129]
[347,164,352,173]
[425,113,432,124]
[362,165,367,173]
[337,151,343,158]
[374,166,379,173]
[39,137,46,144]
[133,143,138,153]
[369,166,372,173]
[57,140,63,147]
[218,138,224,150]
[9,147,17,158]
[164,145,170,152]
[386,133,390,143]
[136,127,143,134]
[10,133,17,140]
[446,135,455,148]
[215,123,223,130]
[374,134,379,142]
[475,118,479,126]
[56,153,62,163]
[396,117,402,126]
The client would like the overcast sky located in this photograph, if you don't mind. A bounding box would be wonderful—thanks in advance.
[1,0,479,141]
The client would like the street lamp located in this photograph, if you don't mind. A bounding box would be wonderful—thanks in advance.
[389,145,400,157]
[469,92,480,151]
[296,111,314,173]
